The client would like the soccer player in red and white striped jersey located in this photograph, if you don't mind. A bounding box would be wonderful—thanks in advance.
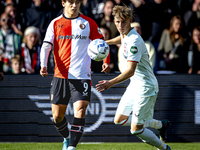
[40,0,110,150]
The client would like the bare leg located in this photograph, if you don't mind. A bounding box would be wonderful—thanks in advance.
[68,100,89,150]
[51,104,69,138]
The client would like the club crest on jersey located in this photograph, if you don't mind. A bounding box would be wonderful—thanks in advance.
[80,23,86,29]
[130,46,138,54]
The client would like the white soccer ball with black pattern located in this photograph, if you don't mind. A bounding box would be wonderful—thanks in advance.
[87,39,109,61]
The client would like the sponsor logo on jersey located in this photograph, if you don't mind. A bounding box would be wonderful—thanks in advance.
[80,23,86,29]
[57,35,87,40]
[130,46,138,54]
[58,24,63,28]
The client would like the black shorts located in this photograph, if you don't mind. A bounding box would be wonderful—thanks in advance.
[50,77,91,105]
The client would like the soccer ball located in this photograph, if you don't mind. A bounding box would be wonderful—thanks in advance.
[87,39,109,61]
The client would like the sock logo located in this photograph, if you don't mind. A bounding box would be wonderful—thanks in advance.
[71,125,84,133]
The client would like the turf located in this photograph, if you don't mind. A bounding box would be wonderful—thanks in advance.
[0,142,200,150]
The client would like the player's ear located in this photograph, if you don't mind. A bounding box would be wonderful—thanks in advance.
[62,1,65,7]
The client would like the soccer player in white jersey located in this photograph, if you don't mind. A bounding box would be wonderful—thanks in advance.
[40,0,110,150]
[96,5,171,150]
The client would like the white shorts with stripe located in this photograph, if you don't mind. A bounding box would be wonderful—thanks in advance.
[116,87,157,125]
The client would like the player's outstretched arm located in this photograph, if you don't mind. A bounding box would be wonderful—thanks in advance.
[96,61,137,92]
[106,36,121,45]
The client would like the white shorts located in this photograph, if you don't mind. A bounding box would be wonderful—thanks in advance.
[116,87,157,125]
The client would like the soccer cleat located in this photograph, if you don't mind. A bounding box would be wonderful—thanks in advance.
[67,146,75,150]
[62,137,70,150]
[157,119,171,142]
[166,145,171,150]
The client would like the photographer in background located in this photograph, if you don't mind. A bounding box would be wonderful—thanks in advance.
[0,12,22,73]
[4,3,23,36]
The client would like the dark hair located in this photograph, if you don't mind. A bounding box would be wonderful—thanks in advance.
[192,26,200,34]
[99,25,111,39]
[104,0,116,6]
[62,0,83,3]
[4,3,15,9]
[191,26,200,44]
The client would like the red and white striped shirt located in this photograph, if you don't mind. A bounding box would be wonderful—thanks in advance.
[40,13,109,79]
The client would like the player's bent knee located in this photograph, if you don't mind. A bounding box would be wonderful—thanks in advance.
[113,118,119,124]
[130,128,144,135]
[75,108,86,118]
[131,123,144,131]
[53,116,64,124]
[114,119,127,126]
[114,120,120,125]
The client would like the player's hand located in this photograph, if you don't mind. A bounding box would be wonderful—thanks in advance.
[0,72,4,82]
[101,63,111,74]
[96,80,112,92]
[40,66,48,77]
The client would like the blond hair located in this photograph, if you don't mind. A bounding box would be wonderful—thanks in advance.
[23,26,40,44]
[11,55,23,64]
[112,5,133,20]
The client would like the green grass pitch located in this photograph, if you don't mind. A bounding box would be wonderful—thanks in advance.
[0,142,200,150]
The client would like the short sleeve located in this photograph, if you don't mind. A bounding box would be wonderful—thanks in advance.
[127,41,142,63]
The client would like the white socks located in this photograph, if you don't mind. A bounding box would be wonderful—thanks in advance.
[67,146,75,150]
[143,119,162,129]
[133,128,167,150]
